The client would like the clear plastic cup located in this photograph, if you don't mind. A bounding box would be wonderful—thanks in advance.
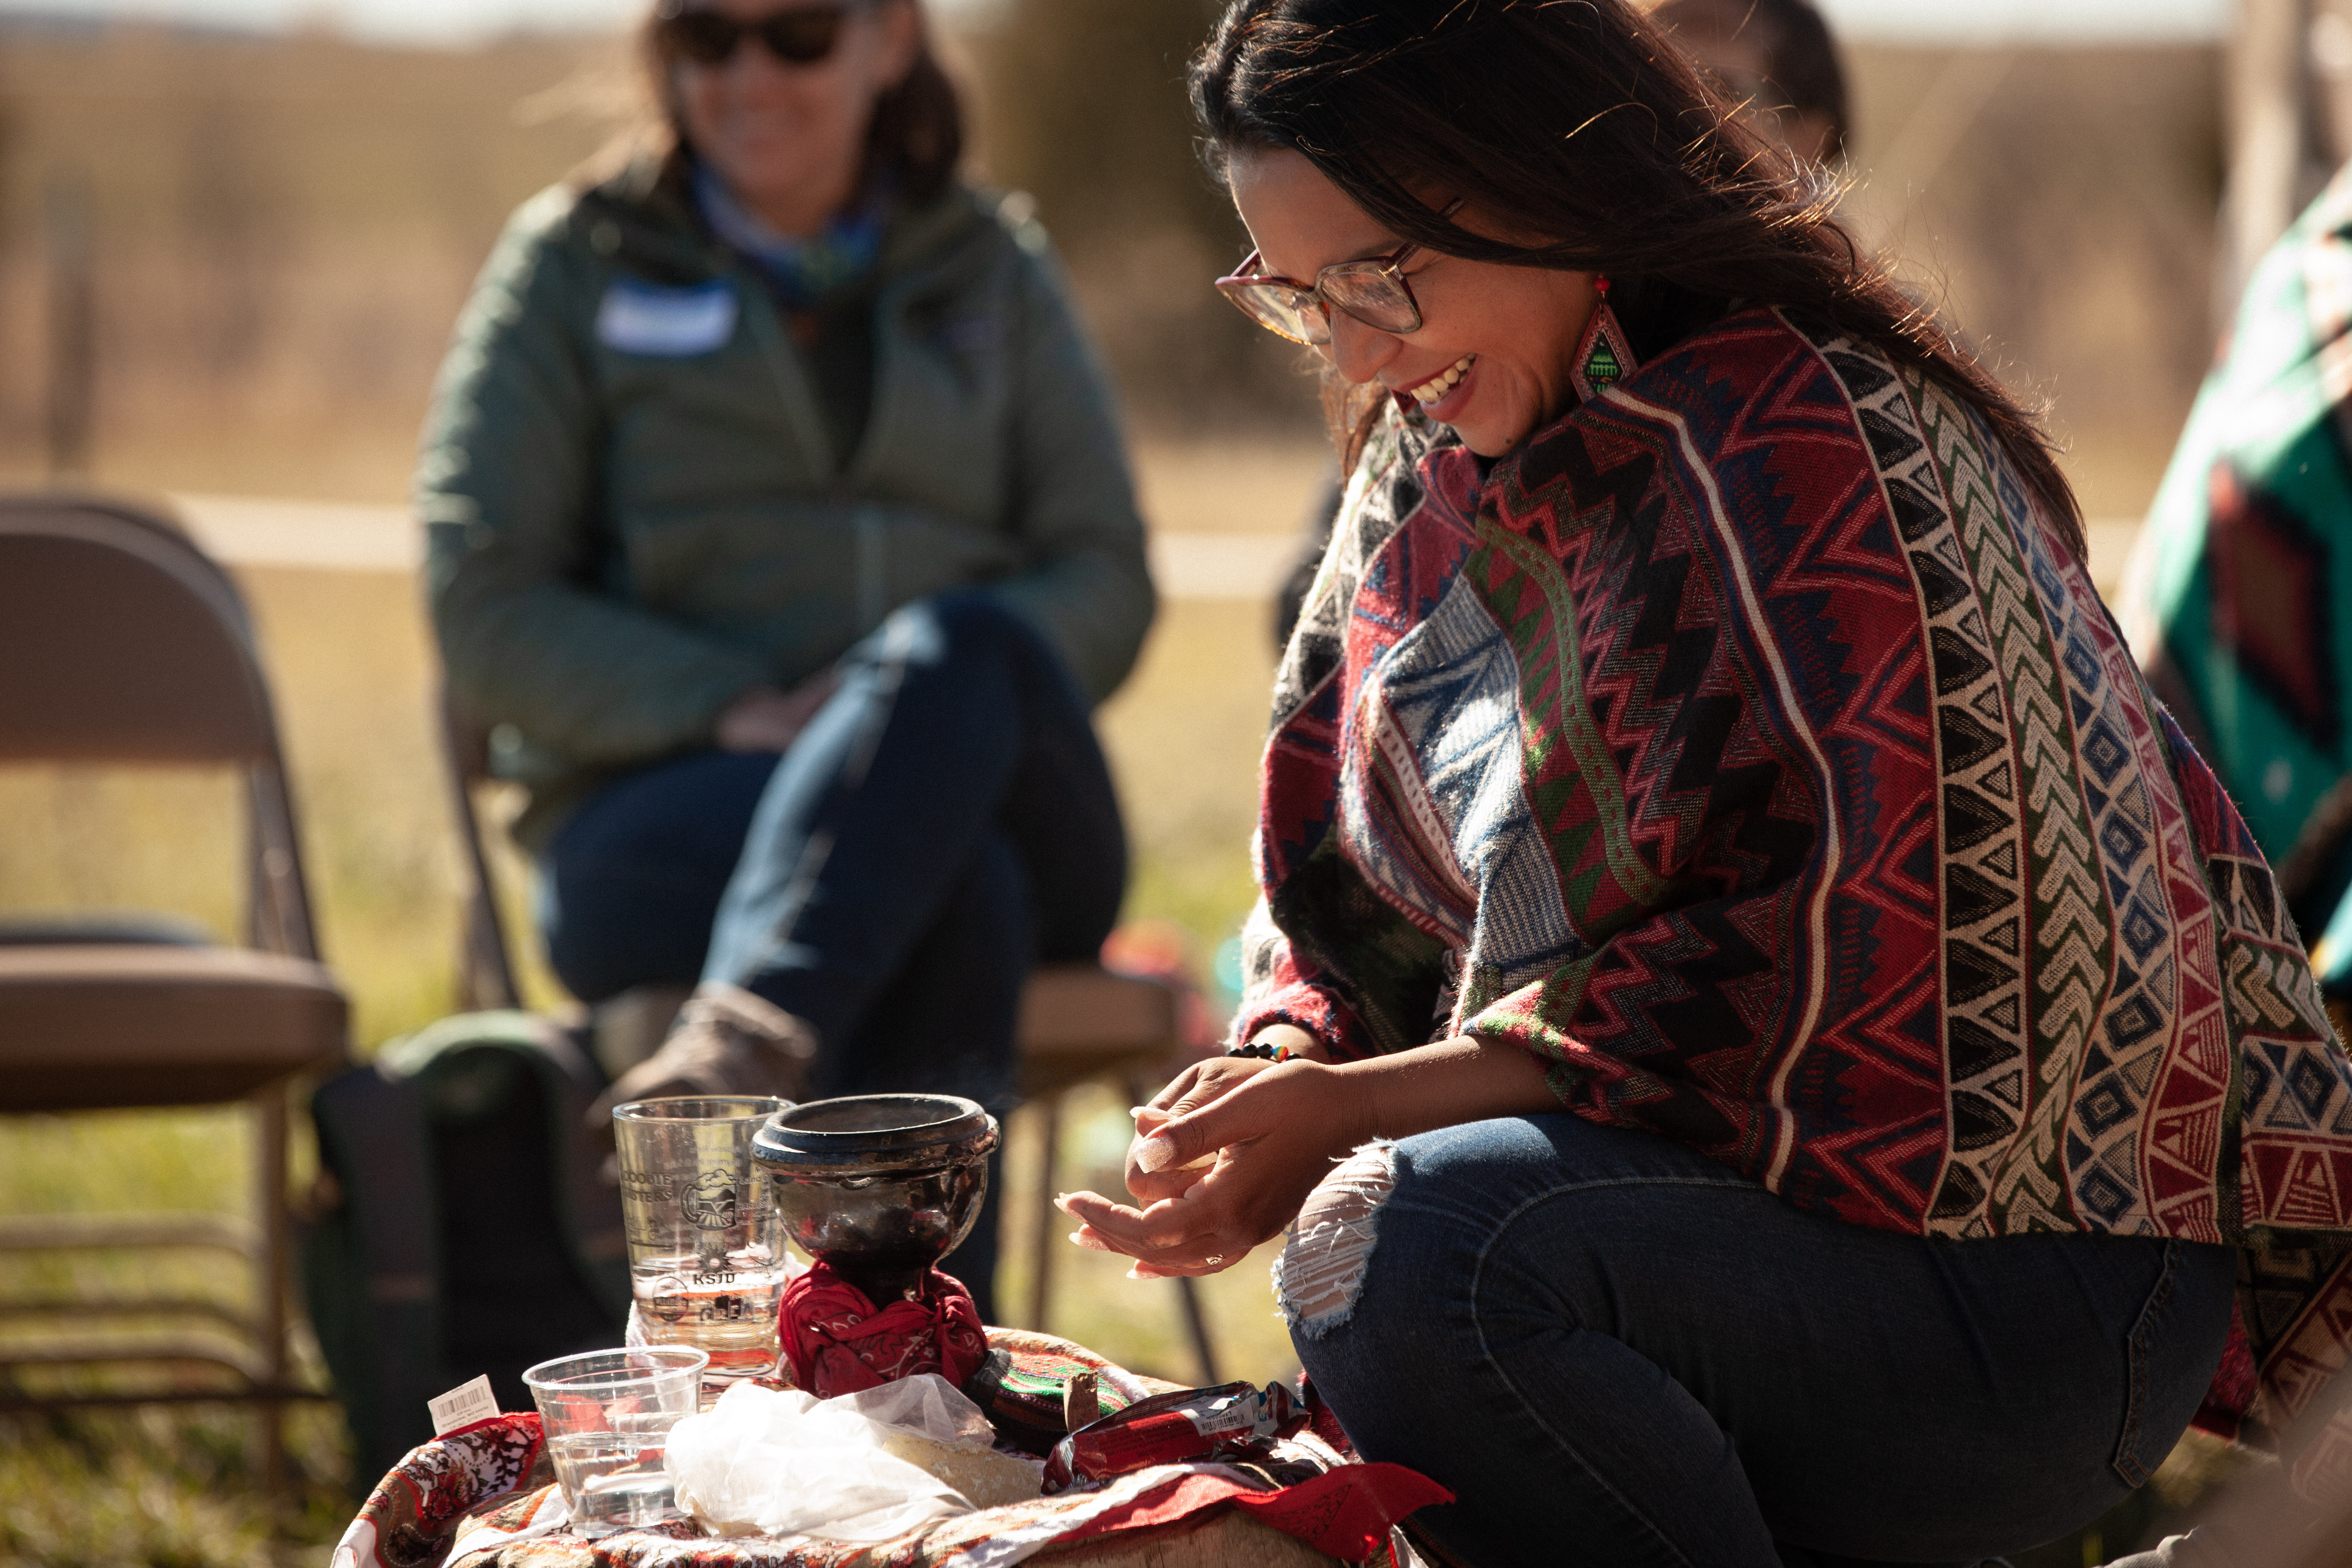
[613,1096,792,1383]
[522,1346,707,1537]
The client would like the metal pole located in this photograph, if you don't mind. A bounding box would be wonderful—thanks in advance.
[43,170,93,480]
[255,1090,290,1524]
[1027,1094,1061,1331]
[1174,1273,1221,1388]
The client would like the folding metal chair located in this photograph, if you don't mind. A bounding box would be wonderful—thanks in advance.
[0,496,350,1495]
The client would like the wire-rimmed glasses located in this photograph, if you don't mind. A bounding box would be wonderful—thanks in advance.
[1212,200,1462,346]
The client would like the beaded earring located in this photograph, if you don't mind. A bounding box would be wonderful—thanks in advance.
[1570,276,1638,404]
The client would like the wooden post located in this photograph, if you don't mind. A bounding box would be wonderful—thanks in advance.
[2220,0,2324,328]
[43,170,92,480]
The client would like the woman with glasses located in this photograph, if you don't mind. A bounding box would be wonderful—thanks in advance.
[1057,2,2352,1562]
[421,0,1154,1323]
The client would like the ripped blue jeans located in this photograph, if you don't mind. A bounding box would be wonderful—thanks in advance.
[1279,1114,2236,1568]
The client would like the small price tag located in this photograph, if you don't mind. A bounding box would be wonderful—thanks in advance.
[428,1374,500,1436]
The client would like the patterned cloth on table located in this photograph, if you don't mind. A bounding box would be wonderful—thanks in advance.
[2122,160,2352,995]
[329,1329,1447,1568]
[1233,305,2352,1448]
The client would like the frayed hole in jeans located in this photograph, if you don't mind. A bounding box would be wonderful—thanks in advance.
[1275,1141,1397,1339]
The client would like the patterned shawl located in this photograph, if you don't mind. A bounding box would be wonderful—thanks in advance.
[1235,307,2352,1443]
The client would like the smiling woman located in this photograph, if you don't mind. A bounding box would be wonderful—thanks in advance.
[1049,2,2352,1564]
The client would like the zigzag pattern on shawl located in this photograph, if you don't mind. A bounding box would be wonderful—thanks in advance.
[1631,321,1949,1214]
[1961,395,2221,1237]
[1470,312,1948,1214]
[1459,364,1809,1113]
[1902,373,2115,1234]
[2189,734,2352,1431]
[2171,707,2352,1244]
[2164,704,2352,1243]
[2151,626,2352,1436]
[1475,419,1685,949]
[1791,320,2048,1237]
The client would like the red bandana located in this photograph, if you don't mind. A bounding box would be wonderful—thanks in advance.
[778,1260,988,1397]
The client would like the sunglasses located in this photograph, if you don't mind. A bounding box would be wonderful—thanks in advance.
[656,2,871,67]
[1213,200,1464,346]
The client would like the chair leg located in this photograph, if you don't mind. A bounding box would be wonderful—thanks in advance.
[1175,1276,1220,1387]
[254,1090,289,1521]
[1027,1093,1063,1332]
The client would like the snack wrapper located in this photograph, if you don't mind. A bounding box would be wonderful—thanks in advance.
[1040,1381,1307,1493]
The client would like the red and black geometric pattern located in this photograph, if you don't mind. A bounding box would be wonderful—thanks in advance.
[1230,307,2352,1444]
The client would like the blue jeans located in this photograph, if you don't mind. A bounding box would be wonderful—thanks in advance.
[541,594,1128,1319]
[1287,1115,2236,1568]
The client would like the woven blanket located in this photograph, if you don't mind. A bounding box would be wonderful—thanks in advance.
[1235,306,2352,1444]
[329,1330,1447,1568]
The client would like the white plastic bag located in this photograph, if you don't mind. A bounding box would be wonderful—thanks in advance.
[662,1375,989,1542]
[827,1373,997,1447]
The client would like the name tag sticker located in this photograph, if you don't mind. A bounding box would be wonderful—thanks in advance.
[428,1373,500,1436]
[596,278,738,357]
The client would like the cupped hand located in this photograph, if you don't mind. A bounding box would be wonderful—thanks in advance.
[1120,1055,1273,1207]
[1057,1057,1370,1278]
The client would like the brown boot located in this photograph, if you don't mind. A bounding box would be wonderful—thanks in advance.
[585,983,818,1133]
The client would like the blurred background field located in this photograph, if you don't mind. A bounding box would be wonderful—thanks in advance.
[0,1,2272,1563]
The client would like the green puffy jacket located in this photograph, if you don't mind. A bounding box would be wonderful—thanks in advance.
[419,155,1155,847]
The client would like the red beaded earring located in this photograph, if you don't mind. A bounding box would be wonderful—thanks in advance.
[1570,276,1638,404]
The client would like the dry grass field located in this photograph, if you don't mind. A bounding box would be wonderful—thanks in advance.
[0,15,2233,1566]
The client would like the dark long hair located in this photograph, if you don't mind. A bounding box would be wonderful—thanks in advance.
[1190,0,2085,560]
[637,0,965,204]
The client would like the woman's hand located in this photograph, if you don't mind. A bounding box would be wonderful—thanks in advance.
[1057,1052,1373,1279]
[1119,1026,1323,1205]
[716,672,838,753]
[1059,1034,1563,1277]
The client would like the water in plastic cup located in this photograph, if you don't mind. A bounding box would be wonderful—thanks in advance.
[613,1096,791,1382]
[522,1346,706,1537]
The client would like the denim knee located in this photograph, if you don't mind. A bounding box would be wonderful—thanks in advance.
[1277,1140,1401,1341]
[878,591,1056,679]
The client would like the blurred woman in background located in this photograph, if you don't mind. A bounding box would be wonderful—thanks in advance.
[1060,1,2352,1561]
[420,0,1154,1320]
[1648,0,1848,167]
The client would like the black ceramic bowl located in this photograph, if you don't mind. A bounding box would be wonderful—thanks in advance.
[751,1093,999,1302]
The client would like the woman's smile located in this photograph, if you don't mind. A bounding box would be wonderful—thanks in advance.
[1401,352,1476,412]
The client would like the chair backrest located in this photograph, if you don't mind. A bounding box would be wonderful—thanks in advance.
[0,496,321,958]
[0,500,275,761]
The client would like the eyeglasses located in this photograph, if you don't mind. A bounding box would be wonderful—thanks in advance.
[655,2,870,67]
[1213,201,1462,346]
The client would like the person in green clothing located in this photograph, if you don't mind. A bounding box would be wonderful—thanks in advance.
[2125,161,2352,998]
[418,0,1155,1319]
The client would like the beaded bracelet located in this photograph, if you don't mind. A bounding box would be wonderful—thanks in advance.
[1225,1040,1302,1063]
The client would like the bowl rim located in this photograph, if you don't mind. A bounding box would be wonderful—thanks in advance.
[752,1092,999,1171]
